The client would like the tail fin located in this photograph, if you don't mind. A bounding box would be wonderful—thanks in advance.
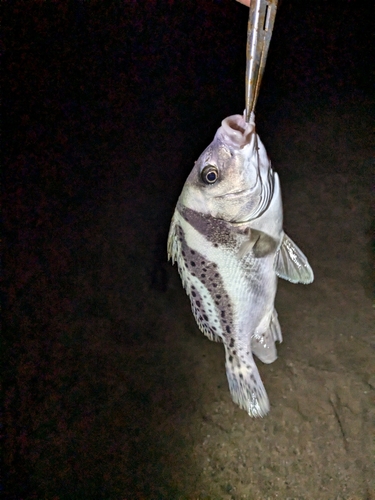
[225,347,269,417]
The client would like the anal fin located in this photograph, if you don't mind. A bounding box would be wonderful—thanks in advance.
[251,309,282,364]
[274,233,314,284]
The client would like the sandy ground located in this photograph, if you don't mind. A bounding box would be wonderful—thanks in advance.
[4,2,374,499]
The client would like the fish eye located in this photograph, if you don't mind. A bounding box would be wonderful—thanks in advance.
[201,165,218,185]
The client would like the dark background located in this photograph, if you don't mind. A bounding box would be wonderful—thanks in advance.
[3,1,374,498]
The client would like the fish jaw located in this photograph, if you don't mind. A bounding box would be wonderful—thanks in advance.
[216,113,256,150]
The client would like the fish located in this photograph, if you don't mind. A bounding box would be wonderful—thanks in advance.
[167,112,314,417]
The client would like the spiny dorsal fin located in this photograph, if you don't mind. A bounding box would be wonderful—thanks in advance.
[274,233,314,284]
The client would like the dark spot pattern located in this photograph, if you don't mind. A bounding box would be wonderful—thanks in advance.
[179,205,238,251]
[174,222,234,343]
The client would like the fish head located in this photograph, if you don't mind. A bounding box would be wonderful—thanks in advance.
[179,113,274,223]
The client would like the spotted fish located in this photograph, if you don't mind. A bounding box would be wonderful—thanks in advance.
[167,112,314,417]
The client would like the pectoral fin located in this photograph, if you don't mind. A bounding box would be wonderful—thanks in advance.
[237,228,278,259]
[274,233,314,284]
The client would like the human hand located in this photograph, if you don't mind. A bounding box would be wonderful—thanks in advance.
[236,0,251,6]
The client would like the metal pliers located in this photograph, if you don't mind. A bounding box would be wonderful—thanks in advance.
[245,0,278,122]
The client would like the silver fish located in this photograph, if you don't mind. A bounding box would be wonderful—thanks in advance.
[167,112,313,417]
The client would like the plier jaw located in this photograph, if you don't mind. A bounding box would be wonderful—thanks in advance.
[245,0,278,122]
